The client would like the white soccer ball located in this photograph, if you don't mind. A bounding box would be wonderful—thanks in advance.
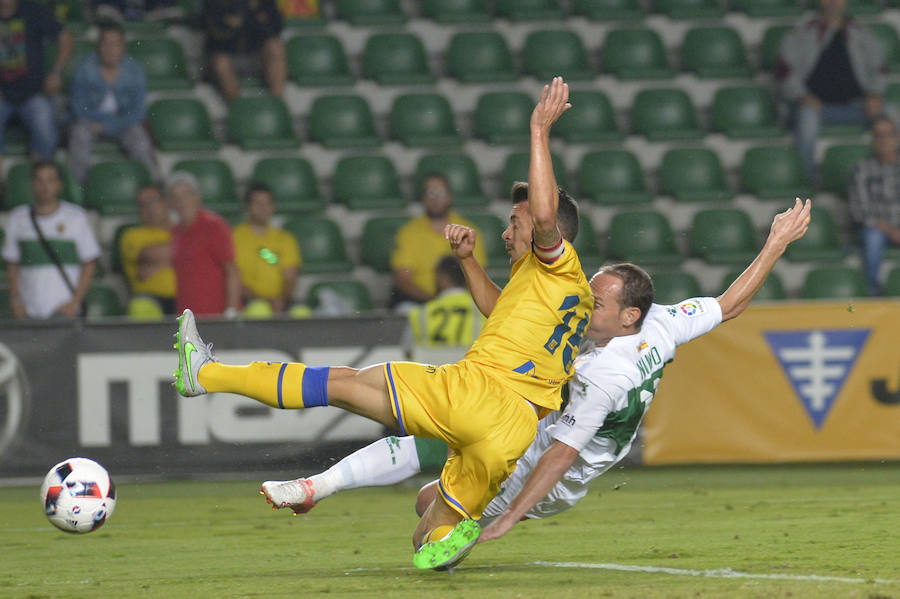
[40,457,117,534]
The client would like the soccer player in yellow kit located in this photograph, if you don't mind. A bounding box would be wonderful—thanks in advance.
[172,77,593,570]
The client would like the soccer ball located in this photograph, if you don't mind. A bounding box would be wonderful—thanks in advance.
[40,457,117,534]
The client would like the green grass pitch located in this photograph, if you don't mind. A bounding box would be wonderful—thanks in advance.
[2,463,898,599]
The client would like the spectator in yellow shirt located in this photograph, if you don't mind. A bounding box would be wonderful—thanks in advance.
[390,174,485,311]
[119,184,176,314]
[232,184,301,314]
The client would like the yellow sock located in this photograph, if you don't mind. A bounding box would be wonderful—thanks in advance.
[420,524,455,547]
[198,361,324,409]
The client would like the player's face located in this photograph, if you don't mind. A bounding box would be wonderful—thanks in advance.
[502,201,534,263]
[32,166,62,205]
[585,272,627,345]
[247,190,274,226]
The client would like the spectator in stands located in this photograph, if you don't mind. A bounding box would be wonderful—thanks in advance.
[1,160,100,319]
[119,184,176,315]
[390,174,486,312]
[0,0,72,182]
[777,0,886,182]
[403,255,484,357]
[277,0,320,19]
[849,114,900,296]
[168,171,241,318]
[201,0,286,102]
[68,19,160,183]
[232,183,301,315]
[93,0,182,22]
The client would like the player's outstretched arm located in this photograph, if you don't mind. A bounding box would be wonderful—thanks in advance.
[478,440,579,543]
[445,223,502,317]
[718,198,812,321]
[529,77,571,249]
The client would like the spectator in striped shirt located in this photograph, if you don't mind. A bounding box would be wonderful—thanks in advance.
[848,114,900,295]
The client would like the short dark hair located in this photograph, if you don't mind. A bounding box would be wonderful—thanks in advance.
[244,183,273,204]
[435,255,465,288]
[596,262,655,328]
[138,183,163,198]
[96,18,125,38]
[419,172,451,198]
[509,181,580,243]
[872,113,898,133]
[31,160,61,180]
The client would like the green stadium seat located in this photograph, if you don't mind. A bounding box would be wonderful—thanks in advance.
[226,96,298,150]
[250,157,325,214]
[882,267,900,297]
[286,35,354,87]
[308,94,380,149]
[689,208,759,265]
[85,160,151,216]
[523,29,594,81]
[711,86,782,139]
[821,144,871,196]
[720,269,787,301]
[501,151,569,196]
[335,0,406,25]
[574,0,642,20]
[579,150,652,206]
[885,82,900,116]
[84,285,124,318]
[415,154,488,208]
[446,31,517,83]
[601,28,673,80]
[759,25,792,71]
[680,26,751,79]
[283,217,353,274]
[148,99,219,152]
[784,207,848,263]
[651,272,703,304]
[390,94,461,148]
[869,24,900,72]
[553,90,621,143]
[496,0,563,21]
[45,39,94,90]
[1,121,27,155]
[5,163,82,208]
[127,38,192,90]
[362,33,434,85]
[307,280,373,313]
[333,156,405,211]
[171,159,240,217]
[474,92,534,145]
[741,146,812,200]
[461,213,509,268]
[631,88,703,141]
[655,0,722,19]
[608,210,682,266]
[659,148,731,203]
[421,0,490,22]
[573,215,604,268]
[844,0,880,15]
[360,215,408,272]
[732,0,803,18]
[802,267,869,299]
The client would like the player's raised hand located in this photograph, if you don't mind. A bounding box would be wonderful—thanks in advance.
[444,223,478,259]
[530,76,571,134]
[768,197,812,251]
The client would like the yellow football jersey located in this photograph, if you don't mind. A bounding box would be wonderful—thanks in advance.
[464,240,592,411]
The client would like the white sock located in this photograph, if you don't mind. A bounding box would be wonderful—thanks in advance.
[307,435,422,501]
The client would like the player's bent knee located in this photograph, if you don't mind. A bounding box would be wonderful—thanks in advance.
[416,480,440,517]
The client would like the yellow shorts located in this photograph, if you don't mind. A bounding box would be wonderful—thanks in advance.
[384,360,538,519]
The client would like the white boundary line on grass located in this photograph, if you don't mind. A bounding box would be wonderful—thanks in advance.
[533,561,898,585]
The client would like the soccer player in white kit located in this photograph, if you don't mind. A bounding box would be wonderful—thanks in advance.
[263,198,813,545]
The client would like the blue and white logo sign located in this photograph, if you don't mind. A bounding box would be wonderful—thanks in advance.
[763,329,871,429]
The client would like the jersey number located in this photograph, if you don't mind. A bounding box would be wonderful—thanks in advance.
[431,307,470,344]
[543,295,589,373]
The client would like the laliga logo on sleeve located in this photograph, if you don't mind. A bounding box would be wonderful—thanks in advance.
[763,329,870,429]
